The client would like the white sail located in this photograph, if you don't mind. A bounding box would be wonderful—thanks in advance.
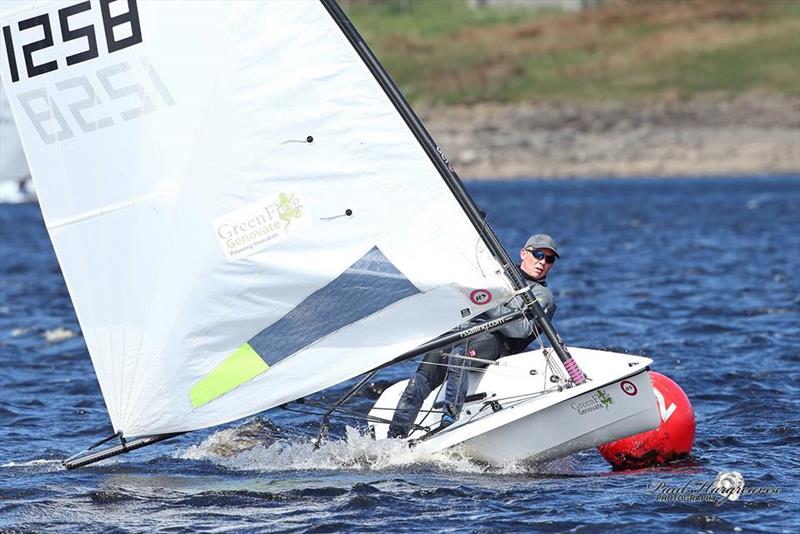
[1,0,514,437]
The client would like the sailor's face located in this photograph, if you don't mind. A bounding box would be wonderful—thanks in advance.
[520,247,556,280]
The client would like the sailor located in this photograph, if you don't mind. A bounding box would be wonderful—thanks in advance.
[387,233,560,438]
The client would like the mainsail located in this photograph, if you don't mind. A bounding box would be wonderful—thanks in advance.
[0,0,521,440]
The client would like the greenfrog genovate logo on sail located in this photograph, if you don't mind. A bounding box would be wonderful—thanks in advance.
[213,191,312,261]
[276,193,305,229]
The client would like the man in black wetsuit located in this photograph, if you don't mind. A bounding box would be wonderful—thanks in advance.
[387,234,560,438]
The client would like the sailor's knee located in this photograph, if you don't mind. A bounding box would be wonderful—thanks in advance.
[407,373,431,397]
[416,359,445,388]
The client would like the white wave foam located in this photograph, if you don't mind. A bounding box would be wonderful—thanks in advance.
[2,458,64,472]
[177,424,543,475]
[43,327,76,342]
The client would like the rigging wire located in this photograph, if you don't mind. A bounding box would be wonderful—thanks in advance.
[301,343,575,445]
[279,403,432,434]
[407,352,567,386]
[282,370,567,438]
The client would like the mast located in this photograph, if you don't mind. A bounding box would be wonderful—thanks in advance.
[319,0,585,385]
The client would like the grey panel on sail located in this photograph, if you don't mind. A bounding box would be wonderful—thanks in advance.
[247,246,420,365]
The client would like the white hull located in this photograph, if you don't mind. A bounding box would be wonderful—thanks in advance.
[369,347,660,465]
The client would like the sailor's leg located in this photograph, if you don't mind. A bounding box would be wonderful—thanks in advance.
[443,346,468,422]
[387,351,447,438]
[442,333,503,422]
[443,348,473,424]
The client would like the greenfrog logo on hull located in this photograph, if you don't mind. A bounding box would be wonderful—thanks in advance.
[213,191,311,261]
[571,388,614,416]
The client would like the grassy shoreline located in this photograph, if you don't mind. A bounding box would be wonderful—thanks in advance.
[346,0,799,105]
[343,0,800,179]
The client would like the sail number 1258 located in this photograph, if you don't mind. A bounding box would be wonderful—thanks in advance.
[2,0,142,83]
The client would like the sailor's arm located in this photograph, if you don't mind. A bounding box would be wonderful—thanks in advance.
[492,283,556,340]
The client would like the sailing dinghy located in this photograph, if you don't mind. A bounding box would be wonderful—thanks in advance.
[370,348,657,466]
[0,0,659,469]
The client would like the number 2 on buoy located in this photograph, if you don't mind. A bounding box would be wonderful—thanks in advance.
[654,388,677,422]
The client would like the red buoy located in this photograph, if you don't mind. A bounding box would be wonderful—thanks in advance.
[598,371,695,469]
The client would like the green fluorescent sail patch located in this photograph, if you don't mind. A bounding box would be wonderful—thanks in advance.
[190,343,269,408]
[190,246,420,409]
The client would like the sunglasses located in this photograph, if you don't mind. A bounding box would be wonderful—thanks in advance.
[527,248,557,264]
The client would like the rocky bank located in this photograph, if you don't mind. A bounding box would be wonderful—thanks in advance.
[418,94,800,179]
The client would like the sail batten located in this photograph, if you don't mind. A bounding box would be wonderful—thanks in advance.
[1,0,515,437]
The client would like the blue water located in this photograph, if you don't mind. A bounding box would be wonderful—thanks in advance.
[1,176,799,532]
